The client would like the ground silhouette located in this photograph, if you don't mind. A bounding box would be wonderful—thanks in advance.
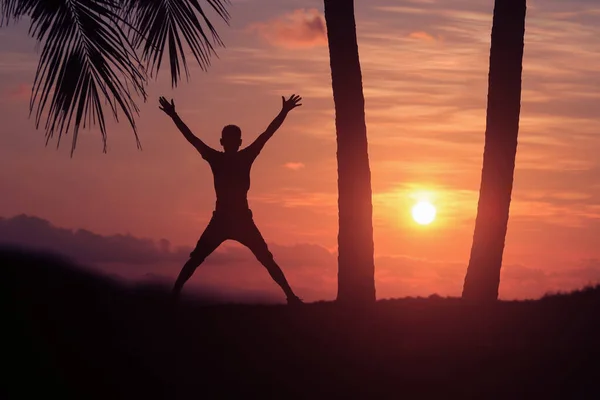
[4,247,599,399]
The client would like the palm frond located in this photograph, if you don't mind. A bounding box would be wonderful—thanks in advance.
[1,2,14,25]
[124,0,230,87]
[0,0,25,25]
[0,0,231,155]
[5,0,147,155]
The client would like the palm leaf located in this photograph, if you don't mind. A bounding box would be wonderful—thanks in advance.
[0,0,21,24]
[1,0,231,155]
[124,0,230,87]
[2,0,147,155]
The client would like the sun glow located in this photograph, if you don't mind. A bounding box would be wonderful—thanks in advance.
[411,201,436,225]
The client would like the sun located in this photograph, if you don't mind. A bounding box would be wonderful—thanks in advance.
[411,201,436,225]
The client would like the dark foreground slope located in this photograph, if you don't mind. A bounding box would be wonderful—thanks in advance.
[3,248,600,399]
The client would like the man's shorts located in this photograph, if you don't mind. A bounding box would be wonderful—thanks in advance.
[189,209,272,260]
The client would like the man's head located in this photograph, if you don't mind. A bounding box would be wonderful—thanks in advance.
[220,125,242,152]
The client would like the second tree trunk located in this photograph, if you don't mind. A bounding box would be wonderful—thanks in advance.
[462,0,527,301]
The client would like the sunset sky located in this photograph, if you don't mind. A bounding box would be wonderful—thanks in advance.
[1,0,600,302]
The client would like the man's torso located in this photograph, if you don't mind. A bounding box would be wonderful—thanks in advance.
[206,148,258,213]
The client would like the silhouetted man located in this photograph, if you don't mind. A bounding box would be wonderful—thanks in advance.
[159,94,303,305]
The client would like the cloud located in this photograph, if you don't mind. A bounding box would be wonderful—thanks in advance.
[500,261,600,299]
[0,215,338,271]
[0,214,339,300]
[248,9,327,49]
[408,31,437,41]
[0,214,188,266]
[284,162,305,171]
[252,190,337,211]
[3,214,600,302]
[7,83,31,101]
[0,52,38,73]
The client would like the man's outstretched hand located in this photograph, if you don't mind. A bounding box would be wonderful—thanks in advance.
[282,94,302,113]
[159,96,177,117]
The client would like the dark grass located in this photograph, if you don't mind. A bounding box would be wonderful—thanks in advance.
[3,247,600,399]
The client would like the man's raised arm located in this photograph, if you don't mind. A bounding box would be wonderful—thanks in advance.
[247,94,302,154]
[159,97,216,159]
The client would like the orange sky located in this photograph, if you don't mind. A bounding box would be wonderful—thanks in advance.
[1,0,600,302]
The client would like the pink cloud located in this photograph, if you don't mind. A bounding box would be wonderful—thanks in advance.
[7,83,31,101]
[248,9,327,49]
[284,162,305,171]
[408,31,437,41]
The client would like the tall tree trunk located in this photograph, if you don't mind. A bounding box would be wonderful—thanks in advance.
[462,0,527,302]
[324,0,376,304]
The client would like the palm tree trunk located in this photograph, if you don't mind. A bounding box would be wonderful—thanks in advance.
[324,0,376,304]
[462,0,527,302]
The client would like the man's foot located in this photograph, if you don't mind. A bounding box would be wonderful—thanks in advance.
[286,295,304,306]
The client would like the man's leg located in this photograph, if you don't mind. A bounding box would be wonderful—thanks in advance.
[172,219,225,300]
[234,218,300,302]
